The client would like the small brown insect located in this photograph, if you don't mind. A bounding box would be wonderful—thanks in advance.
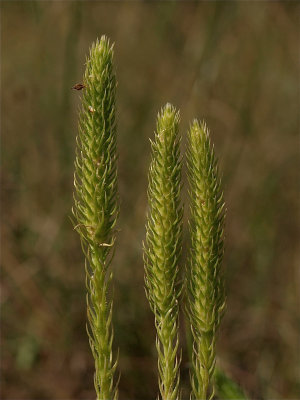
[72,83,85,91]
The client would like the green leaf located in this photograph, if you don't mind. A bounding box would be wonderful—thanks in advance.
[214,368,248,400]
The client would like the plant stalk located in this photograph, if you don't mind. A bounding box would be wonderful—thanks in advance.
[73,36,118,400]
[144,104,183,400]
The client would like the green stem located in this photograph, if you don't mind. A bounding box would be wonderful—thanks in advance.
[144,104,183,400]
[73,36,118,400]
[186,120,225,400]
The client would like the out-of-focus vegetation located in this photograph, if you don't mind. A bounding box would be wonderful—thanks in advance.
[1,2,299,399]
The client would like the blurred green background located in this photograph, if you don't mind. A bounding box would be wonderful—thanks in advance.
[1,1,299,399]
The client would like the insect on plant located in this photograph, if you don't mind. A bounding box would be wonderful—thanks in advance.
[72,83,86,90]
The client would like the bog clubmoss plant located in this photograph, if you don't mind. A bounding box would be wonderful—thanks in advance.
[72,35,247,400]
[72,36,118,400]
[143,104,183,400]
[186,120,226,400]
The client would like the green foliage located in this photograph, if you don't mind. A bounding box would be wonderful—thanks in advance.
[4,6,298,399]
[72,36,236,400]
[72,36,118,400]
[143,104,183,400]
[186,120,226,399]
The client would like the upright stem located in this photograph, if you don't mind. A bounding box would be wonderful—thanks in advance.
[73,36,118,400]
[144,104,183,400]
[186,120,225,400]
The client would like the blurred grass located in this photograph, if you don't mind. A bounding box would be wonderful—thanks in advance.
[1,1,299,399]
